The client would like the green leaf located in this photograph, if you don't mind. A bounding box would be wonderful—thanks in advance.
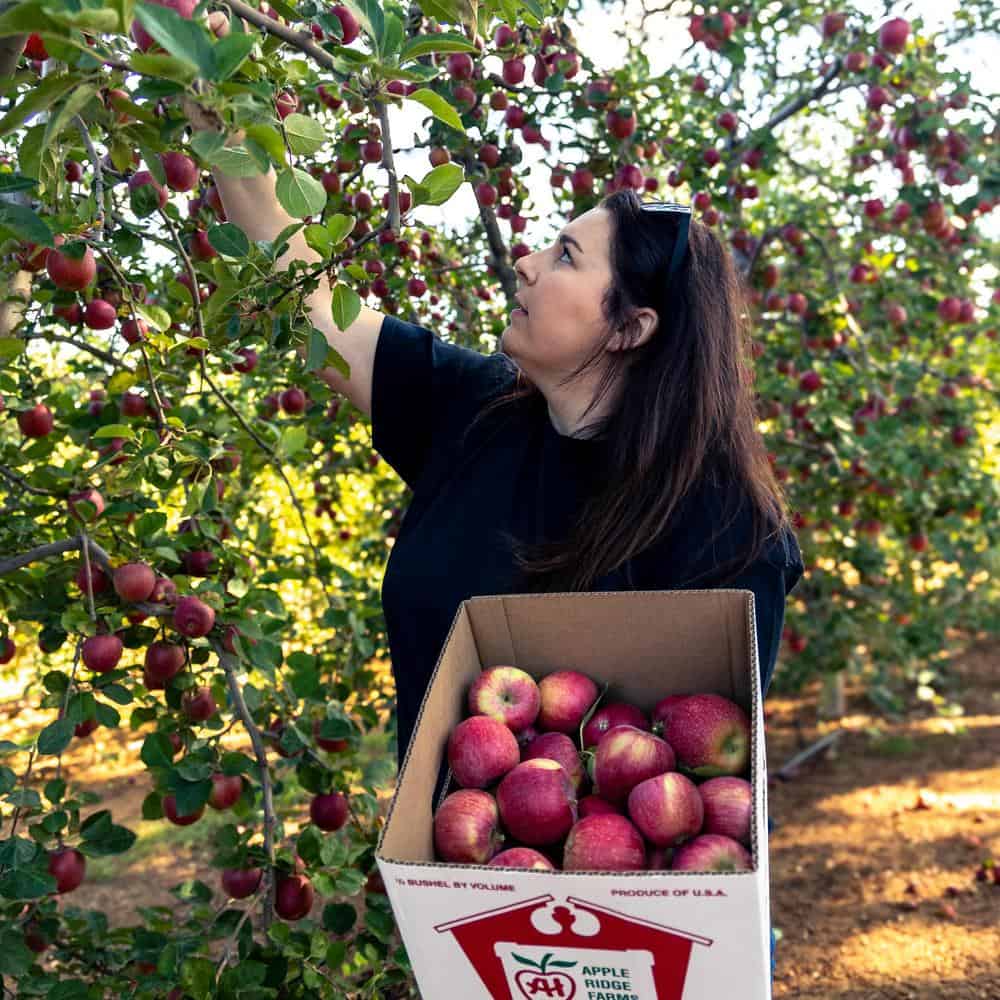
[140,732,175,770]
[399,32,478,62]
[37,718,74,756]
[322,902,357,934]
[99,683,132,706]
[208,223,251,258]
[130,51,198,85]
[282,114,326,156]
[405,88,464,132]
[0,929,34,976]
[0,174,38,193]
[213,31,255,79]
[304,224,332,257]
[42,85,99,155]
[305,326,331,372]
[330,282,361,333]
[134,1,215,79]
[280,425,309,458]
[136,303,173,332]
[189,130,227,162]
[404,162,464,207]
[0,73,77,138]
[243,124,287,167]
[346,0,383,51]
[93,424,135,440]
[380,12,403,58]
[206,144,263,178]
[326,213,355,248]
[275,167,326,218]
[0,202,53,246]
[47,983,90,1000]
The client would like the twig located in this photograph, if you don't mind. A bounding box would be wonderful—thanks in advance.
[20,330,133,371]
[0,465,61,498]
[53,639,84,784]
[74,115,104,237]
[374,98,400,234]
[223,0,338,71]
[213,641,277,932]
[0,534,113,577]
[774,729,844,781]
[4,744,36,842]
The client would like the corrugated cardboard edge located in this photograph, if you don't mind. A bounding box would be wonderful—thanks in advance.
[376,589,765,877]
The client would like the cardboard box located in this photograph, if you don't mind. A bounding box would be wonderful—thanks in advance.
[376,590,772,1000]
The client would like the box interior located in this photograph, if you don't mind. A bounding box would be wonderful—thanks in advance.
[378,590,757,865]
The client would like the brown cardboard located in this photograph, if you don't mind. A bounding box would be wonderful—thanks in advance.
[376,590,772,1000]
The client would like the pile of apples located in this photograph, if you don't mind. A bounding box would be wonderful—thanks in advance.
[433,667,755,873]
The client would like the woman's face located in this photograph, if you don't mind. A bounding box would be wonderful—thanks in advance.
[500,206,614,381]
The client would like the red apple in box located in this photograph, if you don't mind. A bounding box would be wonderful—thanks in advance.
[497,759,577,846]
[578,794,621,818]
[488,847,554,870]
[698,776,752,845]
[659,693,750,777]
[593,725,675,805]
[447,716,519,788]
[650,693,688,735]
[536,669,598,733]
[582,701,649,748]
[522,732,585,792]
[434,789,503,864]
[671,833,752,872]
[515,723,540,754]
[647,846,674,870]
[467,665,540,732]
[627,771,704,847]
[563,814,646,871]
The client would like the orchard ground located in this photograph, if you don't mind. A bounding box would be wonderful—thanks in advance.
[2,640,997,999]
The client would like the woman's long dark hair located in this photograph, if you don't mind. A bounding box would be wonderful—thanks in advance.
[463,188,791,593]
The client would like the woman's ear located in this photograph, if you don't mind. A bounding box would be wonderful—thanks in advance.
[607,307,659,352]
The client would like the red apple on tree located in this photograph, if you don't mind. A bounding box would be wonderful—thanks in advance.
[274,873,314,920]
[221,867,262,899]
[113,562,156,602]
[173,595,215,638]
[144,640,185,684]
[207,773,243,810]
[160,151,198,191]
[309,791,349,831]
[181,686,218,723]
[68,488,105,523]
[48,846,86,893]
[17,404,54,438]
[131,0,197,52]
[81,633,123,673]
[0,637,15,664]
[162,794,204,826]
[47,242,96,291]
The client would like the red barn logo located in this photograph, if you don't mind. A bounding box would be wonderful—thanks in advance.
[435,894,712,999]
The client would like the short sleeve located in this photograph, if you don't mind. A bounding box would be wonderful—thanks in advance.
[371,314,515,491]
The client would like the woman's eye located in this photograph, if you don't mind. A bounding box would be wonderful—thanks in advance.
[558,245,572,264]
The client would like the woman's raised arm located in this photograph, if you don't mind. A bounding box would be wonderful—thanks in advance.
[199,120,385,419]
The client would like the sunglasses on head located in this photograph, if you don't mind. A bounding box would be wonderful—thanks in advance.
[640,201,692,285]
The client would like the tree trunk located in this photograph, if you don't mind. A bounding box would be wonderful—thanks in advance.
[818,671,846,720]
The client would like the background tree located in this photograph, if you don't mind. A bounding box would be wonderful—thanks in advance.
[0,0,997,995]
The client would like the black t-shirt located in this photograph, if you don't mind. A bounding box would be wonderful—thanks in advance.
[372,315,804,768]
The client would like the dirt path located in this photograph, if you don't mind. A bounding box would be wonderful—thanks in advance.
[3,639,998,997]
[766,636,999,999]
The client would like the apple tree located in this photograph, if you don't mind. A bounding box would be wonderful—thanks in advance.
[0,0,997,995]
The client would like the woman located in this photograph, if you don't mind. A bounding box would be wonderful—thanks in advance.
[208,155,803,770]
[212,149,794,985]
